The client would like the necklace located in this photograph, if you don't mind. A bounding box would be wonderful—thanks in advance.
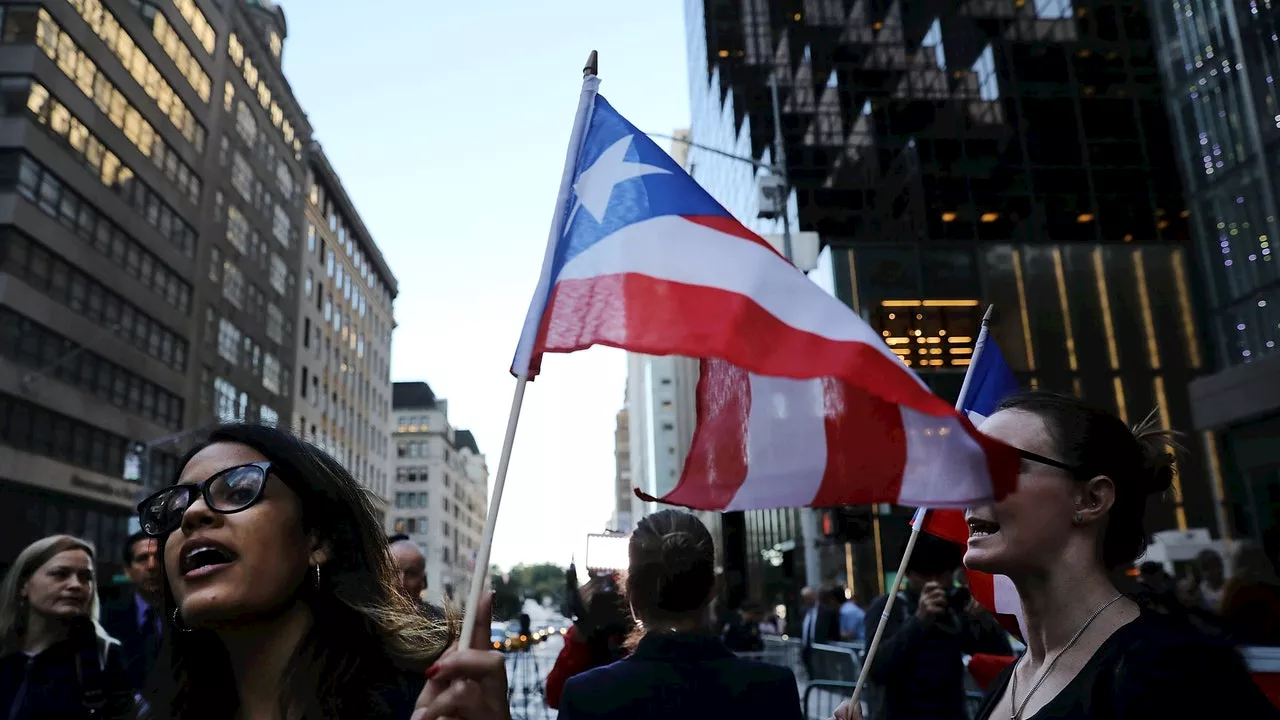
[1008,593,1124,720]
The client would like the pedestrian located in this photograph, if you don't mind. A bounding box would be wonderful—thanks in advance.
[387,534,446,622]
[0,534,135,719]
[544,573,631,709]
[135,423,508,720]
[101,532,165,693]
[834,587,865,644]
[557,510,801,719]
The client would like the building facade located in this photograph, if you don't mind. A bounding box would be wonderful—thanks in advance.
[686,0,1210,612]
[609,400,632,533]
[293,141,397,521]
[391,381,488,604]
[0,0,314,576]
[1146,0,1280,553]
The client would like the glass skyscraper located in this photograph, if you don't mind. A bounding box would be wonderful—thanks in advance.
[685,0,1214,608]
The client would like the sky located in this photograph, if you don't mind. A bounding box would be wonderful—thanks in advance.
[282,1,692,569]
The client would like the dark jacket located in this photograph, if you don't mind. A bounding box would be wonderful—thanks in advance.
[558,632,801,720]
[0,620,135,720]
[99,591,160,691]
[864,590,1011,720]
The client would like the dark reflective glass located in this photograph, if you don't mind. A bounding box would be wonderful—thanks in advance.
[136,461,271,536]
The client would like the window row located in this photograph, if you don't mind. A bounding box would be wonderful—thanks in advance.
[0,305,184,429]
[53,2,206,150]
[209,314,291,398]
[4,153,192,315]
[227,32,302,159]
[230,90,298,203]
[395,492,429,509]
[223,143,298,248]
[23,13,204,204]
[129,1,211,103]
[397,467,429,482]
[307,197,393,314]
[392,517,429,535]
[7,81,197,256]
[0,390,179,484]
[0,229,188,372]
[167,0,214,55]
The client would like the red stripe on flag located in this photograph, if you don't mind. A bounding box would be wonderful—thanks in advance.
[682,215,781,255]
[916,509,971,546]
[536,274,941,413]
[809,379,908,507]
[640,358,751,509]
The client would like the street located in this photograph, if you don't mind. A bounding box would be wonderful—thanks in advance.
[505,633,563,720]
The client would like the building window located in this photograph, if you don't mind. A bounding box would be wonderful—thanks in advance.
[235,101,257,145]
[226,205,249,254]
[221,262,245,308]
[217,319,241,364]
[265,304,284,345]
[262,354,281,395]
[271,205,291,247]
[305,269,314,298]
[260,405,278,427]
[231,152,254,201]
[268,254,288,296]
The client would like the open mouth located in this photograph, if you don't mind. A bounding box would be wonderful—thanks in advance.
[180,540,238,577]
[967,518,1001,538]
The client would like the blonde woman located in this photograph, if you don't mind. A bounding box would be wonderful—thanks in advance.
[0,534,135,719]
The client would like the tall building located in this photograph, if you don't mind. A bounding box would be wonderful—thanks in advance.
[1147,1,1280,548]
[391,381,488,604]
[625,354,700,518]
[685,1,1209,611]
[609,399,632,532]
[0,0,313,575]
[293,142,397,522]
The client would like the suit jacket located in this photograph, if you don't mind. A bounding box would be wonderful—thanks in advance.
[558,632,802,720]
[99,590,159,691]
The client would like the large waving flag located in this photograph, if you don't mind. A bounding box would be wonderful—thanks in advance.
[514,75,1018,510]
[912,337,1026,638]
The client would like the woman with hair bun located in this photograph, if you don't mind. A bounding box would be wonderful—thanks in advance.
[838,391,1276,720]
[557,510,801,719]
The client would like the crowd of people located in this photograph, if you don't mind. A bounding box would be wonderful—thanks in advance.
[1,391,1279,719]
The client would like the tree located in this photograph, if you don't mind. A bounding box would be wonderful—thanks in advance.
[490,564,522,621]
[488,562,567,620]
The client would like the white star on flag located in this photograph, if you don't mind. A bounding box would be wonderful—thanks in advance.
[570,135,669,224]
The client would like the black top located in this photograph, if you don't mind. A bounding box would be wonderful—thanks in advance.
[100,591,161,691]
[864,590,1012,720]
[0,630,135,720]
[558,632,801,720]
[974,609,1280,719]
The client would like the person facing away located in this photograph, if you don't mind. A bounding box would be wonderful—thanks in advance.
[386,534,446,622]
[557,510,802,720]
[545,574,632,709]
[0,534,135,720]
[861,532,1011,720]
[134,423,508,720]
[831,391,1278,720]
[101,532,165,693]
[834,586,866,644]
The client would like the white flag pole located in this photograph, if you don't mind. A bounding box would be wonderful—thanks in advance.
[458,51,602,645]
[846,304,996,710]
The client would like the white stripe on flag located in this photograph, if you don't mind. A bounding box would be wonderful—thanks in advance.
[967,410,989,425]
[724,375,828,511]
[897,407,999,508]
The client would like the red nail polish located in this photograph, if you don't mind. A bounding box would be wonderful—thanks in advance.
[425,664,440,679]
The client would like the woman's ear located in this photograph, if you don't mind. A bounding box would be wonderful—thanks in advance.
[1076,475,1117,524]
[306,532,331,567]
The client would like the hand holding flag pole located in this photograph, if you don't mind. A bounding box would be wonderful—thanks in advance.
[845,305,997,711]
[458,50,602,646]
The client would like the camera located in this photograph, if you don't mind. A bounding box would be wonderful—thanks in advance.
[946,586,972,614]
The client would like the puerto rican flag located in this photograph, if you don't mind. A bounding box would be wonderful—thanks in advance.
[912,338,1026,639]
[513,76,1018,510]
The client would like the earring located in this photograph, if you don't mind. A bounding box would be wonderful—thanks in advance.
[313,563,321,587]
[1075,513,1084,523]
[172,608,193,633]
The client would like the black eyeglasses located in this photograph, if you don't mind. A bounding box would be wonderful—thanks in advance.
[1016,448,1082,475]
[136,461,274,537]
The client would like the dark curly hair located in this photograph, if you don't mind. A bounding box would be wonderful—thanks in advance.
[995,391,1183,569]
[144,424,456,719]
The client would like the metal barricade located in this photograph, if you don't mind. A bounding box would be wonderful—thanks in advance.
[803,680,857,719]
[808,642,862,683]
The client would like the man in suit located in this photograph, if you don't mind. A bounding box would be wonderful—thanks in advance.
[800,586,840,679]
[101,531,164,691]
[387,534,445,621]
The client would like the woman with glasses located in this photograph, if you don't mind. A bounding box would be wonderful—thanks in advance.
[835,391,1276,720]
[0,535,135,719]
[136,424,510,720]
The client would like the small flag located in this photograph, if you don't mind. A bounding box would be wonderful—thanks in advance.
[512,78,1019,512]
[912,338,1026,639]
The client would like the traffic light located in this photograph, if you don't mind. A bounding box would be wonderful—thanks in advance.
[821,507,872,543]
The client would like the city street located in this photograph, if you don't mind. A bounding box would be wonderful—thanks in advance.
[505,633,563,720]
